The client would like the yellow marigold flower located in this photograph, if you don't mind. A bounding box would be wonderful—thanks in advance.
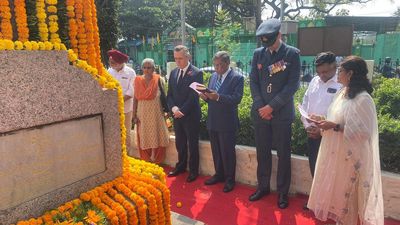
[36,12,46,19]
[24,41,32,50]
[48,15,58,21]
[47,6,57,13]
[44,41,53,50]
[30,41,39,50]
[14,41,24,50]
[60,44,67,50]
[53,43,60,50]
[38,27,48,33]
[66,6,74,11]
[4,40,14,50]
[45,0,57,5]
[0,41,5,51]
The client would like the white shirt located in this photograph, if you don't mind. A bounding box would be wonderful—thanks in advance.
[177,63,190,82]
[215,68,231,87]
[301,73,342,128]
[172,63,191,113]
[108,65,136,113]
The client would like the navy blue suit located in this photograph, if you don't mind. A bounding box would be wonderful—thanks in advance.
[206,69,244,182]
[250,43,300,195]
[167,64,203,174]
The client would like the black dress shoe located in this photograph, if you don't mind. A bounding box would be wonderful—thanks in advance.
[167,168,185,177]
[186,173,198,182]
[249,189,270,201]
[204,175,224,185]
[223,181,235,193]
[278,193,289,209]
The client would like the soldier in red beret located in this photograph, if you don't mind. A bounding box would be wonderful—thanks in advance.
[107,49,137,155]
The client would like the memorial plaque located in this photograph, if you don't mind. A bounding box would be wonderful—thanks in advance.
[0,116,105,210]
[0,51,121,224]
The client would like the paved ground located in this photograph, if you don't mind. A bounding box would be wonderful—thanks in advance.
[171,211,206,225]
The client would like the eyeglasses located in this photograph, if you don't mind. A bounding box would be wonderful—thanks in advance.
[142,67,153,69]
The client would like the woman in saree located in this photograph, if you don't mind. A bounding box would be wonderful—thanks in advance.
[308,56,384,225]
[133,58,170,164]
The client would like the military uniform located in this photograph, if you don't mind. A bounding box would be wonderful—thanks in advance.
[249,19,301,205]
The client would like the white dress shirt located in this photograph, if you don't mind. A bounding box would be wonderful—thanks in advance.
[108,65,136,113]
[172,63,191,113]
[301,73,342,128]
[214,68,231,88]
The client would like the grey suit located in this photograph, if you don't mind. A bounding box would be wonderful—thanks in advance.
[206,69,244,182]
[250,43,300,194]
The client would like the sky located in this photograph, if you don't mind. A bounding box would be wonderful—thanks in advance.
[336,0,400,16]
[262,0,400,19]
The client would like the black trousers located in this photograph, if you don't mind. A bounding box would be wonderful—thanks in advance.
[254,122,292,195]
[208,130,236,182]
[307,137,322,177]
[173,116,200,174]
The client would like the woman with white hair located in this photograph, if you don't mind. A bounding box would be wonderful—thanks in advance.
[133,58,169,164]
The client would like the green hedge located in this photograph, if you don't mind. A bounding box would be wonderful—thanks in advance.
[199,73,400,173]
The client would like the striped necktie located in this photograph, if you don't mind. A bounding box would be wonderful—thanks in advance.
[215,75,222,91]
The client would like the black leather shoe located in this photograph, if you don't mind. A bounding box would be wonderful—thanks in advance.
[186,173,198,182]
[223,181,235,193]
[204,175,224,185]
[278,193,289,209]
[249,189,270,201]
[167,168,185,177]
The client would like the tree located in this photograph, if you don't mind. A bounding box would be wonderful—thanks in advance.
[394,7,400,16]
[213,9,241,55]
[261,0,372,21]
[118,0,175,40]
[96,0,120,64]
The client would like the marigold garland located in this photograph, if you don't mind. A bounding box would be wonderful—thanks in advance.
[0,0,13,40]
[14,0,29,41]
[36,0,49,41]
[46,0,61,43]
[2,0,171,223]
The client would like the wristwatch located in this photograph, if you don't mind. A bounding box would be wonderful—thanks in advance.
[333,123,340,132]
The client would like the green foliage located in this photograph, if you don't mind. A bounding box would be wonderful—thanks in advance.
[118,0,174,39]
[51,201,107,224]
[57,0,70,47]
[198,75,400,173]
[378,114,400,173]
[373,77,400,119]
[292,86,308,155]
[96,0,120,65]
[26,0,39,41]
[213,9,241,55]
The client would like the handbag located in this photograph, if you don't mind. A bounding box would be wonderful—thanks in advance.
[158,77,169,113]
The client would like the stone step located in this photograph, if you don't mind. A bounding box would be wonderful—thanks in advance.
[171,211,205,225]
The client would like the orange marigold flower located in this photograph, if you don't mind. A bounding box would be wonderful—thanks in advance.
[79,193,91,201]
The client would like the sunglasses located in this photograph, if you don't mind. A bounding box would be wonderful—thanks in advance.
[142,66,154,69]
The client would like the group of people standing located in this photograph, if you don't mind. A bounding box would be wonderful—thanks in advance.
[107,49,170,164]
[108,17,384,225]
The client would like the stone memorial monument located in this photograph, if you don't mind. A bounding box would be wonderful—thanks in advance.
[0,51,122,224]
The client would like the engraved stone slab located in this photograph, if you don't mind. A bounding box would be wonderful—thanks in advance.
[0,116,105,210]
[0,51,122,224]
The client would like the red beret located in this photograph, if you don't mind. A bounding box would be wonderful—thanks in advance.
[107,49,129,64]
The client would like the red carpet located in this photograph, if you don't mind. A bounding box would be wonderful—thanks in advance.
[165,167,400,225]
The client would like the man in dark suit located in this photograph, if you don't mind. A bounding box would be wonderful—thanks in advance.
[167,45,203,182]
[200,51,244,193]
[248,18,301,209]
